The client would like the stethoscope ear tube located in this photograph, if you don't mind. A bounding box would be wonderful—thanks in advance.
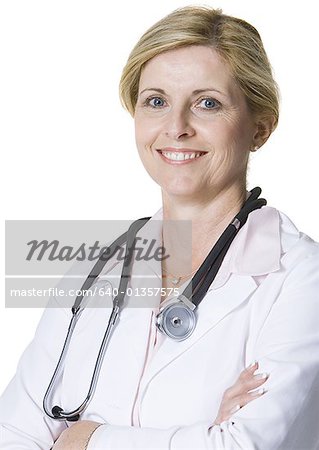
[43,302,121,421]
[189,188,267,305]
[71,230,128,314]
[42,308,83,420]
[115,217,151,309]
[182,187,267,308]
[43,217,151,421]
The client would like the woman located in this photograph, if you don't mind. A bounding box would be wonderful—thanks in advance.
[1,6,319,450]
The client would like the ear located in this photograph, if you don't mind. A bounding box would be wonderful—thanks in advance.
[251,116,276,151]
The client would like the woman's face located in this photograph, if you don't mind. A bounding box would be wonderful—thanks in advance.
[134,45,258,201]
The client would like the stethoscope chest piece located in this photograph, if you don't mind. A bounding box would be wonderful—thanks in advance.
[156,297,196,341]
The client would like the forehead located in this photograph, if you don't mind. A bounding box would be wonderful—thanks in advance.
[139,45,237,97]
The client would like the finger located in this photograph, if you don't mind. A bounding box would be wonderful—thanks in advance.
[239,361,259,379]
[215,387,265,424]
[223,364,258,399]
[225,371,269,399]
[246,372,269,389]
[214,386,267,425]
[232,387,267,409]
[237,372,269,393]
[235,362,258,385]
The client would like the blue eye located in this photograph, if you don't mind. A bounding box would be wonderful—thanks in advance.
[199,98,219,109]
[148,97,165,108]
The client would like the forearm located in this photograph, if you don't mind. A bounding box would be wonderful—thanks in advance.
[52,421,103,450]
[85,420,254,450]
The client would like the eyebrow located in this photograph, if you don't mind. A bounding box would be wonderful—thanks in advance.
[139,87,227,97]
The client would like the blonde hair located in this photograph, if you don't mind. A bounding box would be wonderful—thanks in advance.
[119,6,279,131]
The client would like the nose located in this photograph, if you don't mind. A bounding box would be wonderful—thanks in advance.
[164,107,195,140]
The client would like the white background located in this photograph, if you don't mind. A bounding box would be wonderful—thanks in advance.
[0,0,318,394]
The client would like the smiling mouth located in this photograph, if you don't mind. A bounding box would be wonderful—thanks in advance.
[157,150,207,162]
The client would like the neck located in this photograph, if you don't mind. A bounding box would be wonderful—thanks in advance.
[161,183,246,277]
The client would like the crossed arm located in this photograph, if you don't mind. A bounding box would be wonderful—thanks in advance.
[52,362,267,449]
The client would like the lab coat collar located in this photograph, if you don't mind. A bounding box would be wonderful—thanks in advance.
[100,203,284,291]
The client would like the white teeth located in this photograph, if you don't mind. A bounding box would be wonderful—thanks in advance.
[161,151,204,161]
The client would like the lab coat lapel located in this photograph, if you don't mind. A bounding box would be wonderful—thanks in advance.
[140,273,258,388]
[118,212,165,364]
[118,257,162,366]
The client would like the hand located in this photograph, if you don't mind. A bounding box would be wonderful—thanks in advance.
[213,361,269,425]
[52,420,102,450]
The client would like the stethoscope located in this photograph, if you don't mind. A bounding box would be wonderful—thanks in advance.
[43,187,266,422]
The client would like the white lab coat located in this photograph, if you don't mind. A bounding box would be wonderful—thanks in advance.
[1,206,319,450]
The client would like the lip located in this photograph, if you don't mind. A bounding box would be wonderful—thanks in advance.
[156,147,208,165]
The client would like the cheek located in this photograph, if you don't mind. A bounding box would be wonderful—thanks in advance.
[204,117,252,171]
[134,116,159,151]
[134,117,145,151]
[200,120,250,180]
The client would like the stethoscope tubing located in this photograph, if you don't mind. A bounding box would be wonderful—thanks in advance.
[184,188,266,305]
[43,217,151,421]
[43,309,83,420]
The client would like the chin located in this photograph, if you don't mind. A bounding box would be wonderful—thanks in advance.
[161,185,200,199]
[151,173,202,198]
